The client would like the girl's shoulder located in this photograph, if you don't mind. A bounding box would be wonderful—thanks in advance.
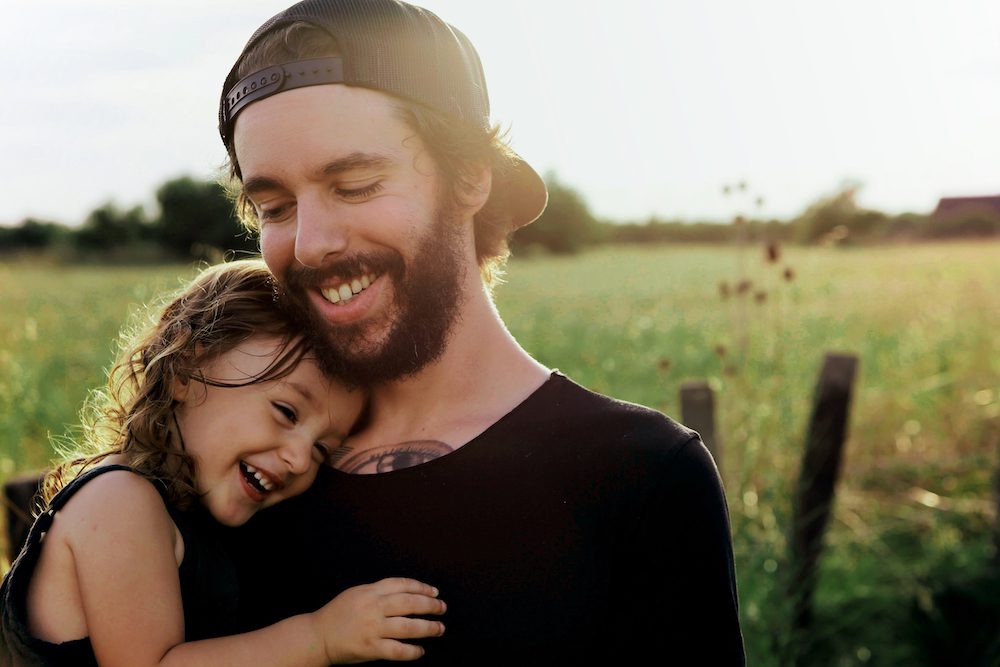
[45,464,179,558]
[53,463,166,515]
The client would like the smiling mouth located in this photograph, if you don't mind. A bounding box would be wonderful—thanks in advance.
[319,272,378,305]
[239,461,277,496]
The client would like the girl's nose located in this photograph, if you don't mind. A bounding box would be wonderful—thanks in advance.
[280,436,315,476]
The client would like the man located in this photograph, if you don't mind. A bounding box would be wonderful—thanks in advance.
[219,1,745,663]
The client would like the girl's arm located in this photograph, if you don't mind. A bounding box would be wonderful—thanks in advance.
[59,471,444,666]
[161,578,445,666]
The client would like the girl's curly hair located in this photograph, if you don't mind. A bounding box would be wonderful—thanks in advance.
[42,259,311,511]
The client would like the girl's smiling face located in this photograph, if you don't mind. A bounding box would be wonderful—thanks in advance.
[172,336,364,526]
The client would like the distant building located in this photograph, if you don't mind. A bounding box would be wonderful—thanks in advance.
[932,195,1000,221]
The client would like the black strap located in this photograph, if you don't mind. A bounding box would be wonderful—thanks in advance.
[33,465,140,535]
[47,465,138,511]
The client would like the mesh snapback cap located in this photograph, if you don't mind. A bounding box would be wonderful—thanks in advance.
[220,0,547,229]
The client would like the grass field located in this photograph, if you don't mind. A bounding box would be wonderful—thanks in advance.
[2,241,999,665]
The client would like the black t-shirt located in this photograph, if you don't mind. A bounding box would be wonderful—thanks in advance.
[225,372,745,665]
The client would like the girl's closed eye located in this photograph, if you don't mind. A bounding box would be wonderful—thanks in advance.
[272,402,298,424]
[312,442,332,465]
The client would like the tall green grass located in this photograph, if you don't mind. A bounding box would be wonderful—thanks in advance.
[2,242,998,664]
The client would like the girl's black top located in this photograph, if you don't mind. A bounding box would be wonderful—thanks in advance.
[0,465,239,667]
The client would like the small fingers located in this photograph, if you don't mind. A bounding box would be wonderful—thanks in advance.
[381,593,448,618]
[371,639,427,662]
[382,616,447,640]
[373,577,440,598]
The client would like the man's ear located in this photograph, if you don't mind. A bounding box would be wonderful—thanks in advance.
[462,165,492,215]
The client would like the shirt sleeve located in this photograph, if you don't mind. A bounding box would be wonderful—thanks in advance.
[615,435,746,665]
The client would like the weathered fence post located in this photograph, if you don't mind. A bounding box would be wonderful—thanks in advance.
[2,471,45,564]
[787,351,859,636]
[994,445,1000,570]
[680,380,721,472]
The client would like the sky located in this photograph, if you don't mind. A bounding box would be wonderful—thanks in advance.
[1,0,998,227]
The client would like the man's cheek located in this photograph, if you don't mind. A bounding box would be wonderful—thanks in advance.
[260,227,295,278]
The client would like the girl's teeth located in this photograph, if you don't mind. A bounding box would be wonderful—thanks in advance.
[243,462,273,492]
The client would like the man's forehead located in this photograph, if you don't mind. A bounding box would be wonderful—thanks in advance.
[233,85,414,174]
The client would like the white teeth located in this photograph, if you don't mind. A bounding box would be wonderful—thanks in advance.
[320,273,377,305]
[243,463,273,492]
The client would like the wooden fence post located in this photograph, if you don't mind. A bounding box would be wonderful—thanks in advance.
[787,351,859,635]
[680,380,721,472]
[3,471,45,564]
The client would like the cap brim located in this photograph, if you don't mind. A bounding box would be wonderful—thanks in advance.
[493,152,547,230]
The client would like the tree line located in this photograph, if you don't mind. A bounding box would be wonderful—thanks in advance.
[2,174,997,261]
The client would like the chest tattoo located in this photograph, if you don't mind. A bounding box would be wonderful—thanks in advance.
[337,440,455,474]
[326,442,354,467]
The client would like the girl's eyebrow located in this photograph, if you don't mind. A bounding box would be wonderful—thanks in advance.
[286,381,315,405]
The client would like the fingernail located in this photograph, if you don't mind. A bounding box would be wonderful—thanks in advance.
[432,586,439,596]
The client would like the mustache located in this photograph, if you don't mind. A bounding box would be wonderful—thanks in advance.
[283,250,404,290]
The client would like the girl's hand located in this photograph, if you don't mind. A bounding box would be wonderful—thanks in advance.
[310,577,446,663]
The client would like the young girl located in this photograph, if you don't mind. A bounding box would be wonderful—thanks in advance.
[0,260,445,666]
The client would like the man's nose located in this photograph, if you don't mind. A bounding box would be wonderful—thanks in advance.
[294,195,349,268]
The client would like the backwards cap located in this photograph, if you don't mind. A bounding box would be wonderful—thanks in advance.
[219,0,547,229]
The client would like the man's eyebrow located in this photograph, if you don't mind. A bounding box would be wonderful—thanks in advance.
[242,152,392,198]
[242,175,284,198]
[320,152,392,176]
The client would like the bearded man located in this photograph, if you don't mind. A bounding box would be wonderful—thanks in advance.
[219,1,745,663]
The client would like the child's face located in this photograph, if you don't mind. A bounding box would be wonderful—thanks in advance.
[172,336,364,526]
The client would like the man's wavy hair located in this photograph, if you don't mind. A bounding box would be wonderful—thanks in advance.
[222,22,521,287]
[41,260,312,511]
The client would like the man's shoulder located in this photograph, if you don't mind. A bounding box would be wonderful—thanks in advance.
[525,371,699,452]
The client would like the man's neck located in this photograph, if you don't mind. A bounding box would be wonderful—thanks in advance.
[340,280,549,469]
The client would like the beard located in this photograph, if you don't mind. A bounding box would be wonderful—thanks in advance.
[275,204,466,385]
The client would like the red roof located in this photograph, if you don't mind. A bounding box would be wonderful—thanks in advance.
[933,195,1000,219]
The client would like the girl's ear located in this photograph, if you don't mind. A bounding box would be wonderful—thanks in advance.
[170,373,190,403]
[171,343,203,403]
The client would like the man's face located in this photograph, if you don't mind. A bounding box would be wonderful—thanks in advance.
[233,85,467,383]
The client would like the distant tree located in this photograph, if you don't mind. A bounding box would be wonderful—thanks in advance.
[153,176,257,260]
[879,212,928,241]
[927,212,1000,239]
[75,203,149,250]
[510,172,599,254]
[791,182,894,244]
[0,218,69,251]
[792,184,861,244]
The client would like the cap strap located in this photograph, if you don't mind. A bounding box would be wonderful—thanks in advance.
[222,56,345,133]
